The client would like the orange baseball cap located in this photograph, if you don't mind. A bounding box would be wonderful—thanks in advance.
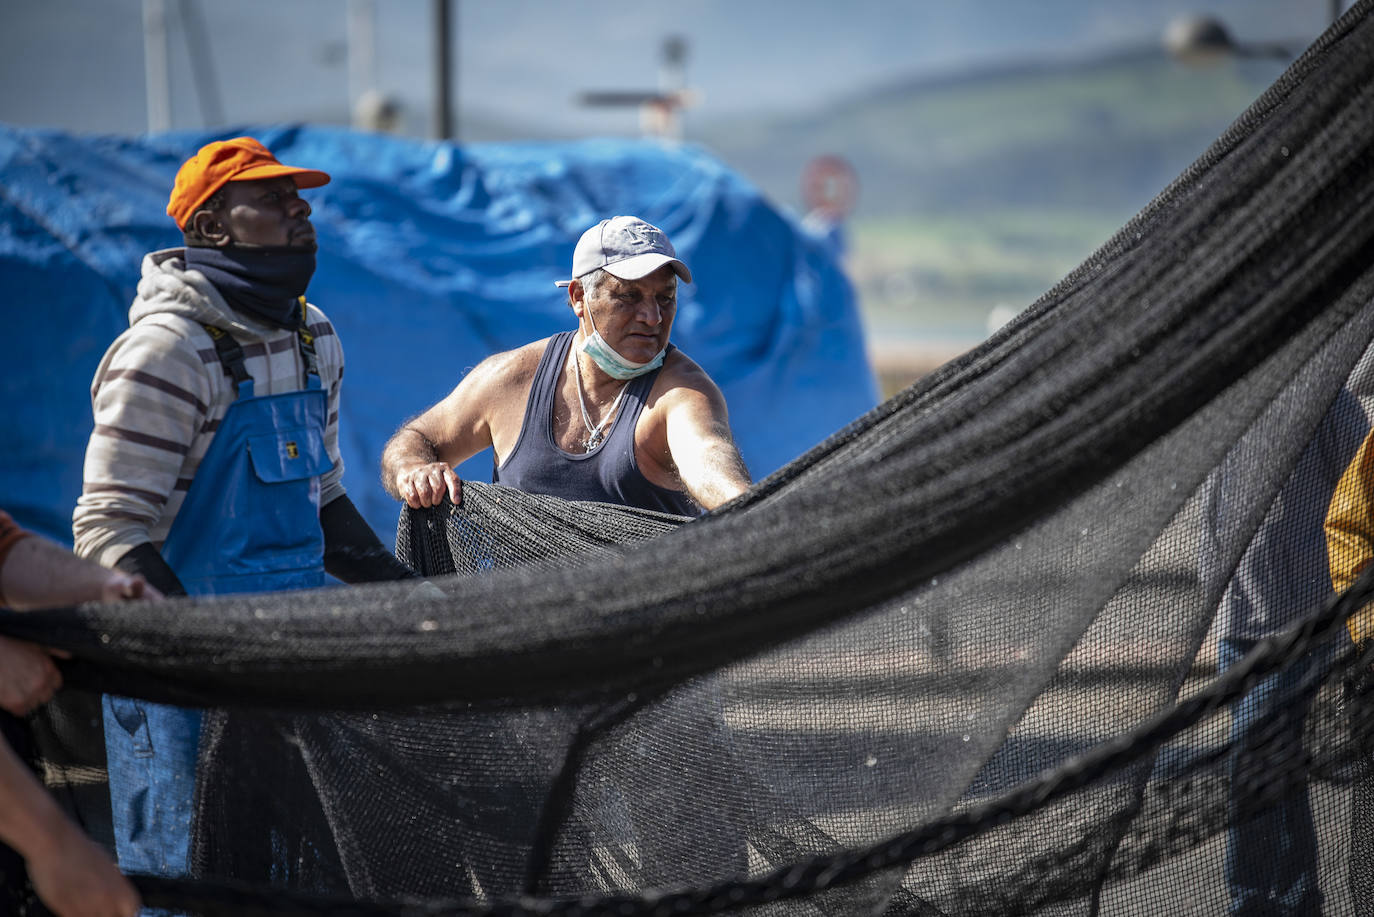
[166,136,331,229]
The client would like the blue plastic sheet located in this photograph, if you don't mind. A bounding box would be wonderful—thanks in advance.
[0,123,877,543]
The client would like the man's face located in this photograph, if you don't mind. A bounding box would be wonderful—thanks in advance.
[581,266,679,364]
[216,176,316,249]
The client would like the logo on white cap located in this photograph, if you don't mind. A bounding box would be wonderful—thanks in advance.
[623,224,660,248]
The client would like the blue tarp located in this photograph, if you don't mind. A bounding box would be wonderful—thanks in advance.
[0,123,877,543]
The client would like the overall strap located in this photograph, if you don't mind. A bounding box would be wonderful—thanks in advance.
[295,296,320,384]
[201,324,253,399]
[203,297,318,398]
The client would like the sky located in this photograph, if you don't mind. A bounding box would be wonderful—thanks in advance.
[0,0,1344,140]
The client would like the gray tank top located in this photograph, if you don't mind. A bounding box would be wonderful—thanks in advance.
[492,331,696,515]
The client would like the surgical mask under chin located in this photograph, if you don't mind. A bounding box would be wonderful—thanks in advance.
[580,309,666,380]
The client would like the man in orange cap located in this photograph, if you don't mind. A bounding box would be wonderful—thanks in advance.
[72,137,415,879]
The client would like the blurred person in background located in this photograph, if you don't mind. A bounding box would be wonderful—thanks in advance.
[1323,357,1374,917]
[1205,346,1374,916]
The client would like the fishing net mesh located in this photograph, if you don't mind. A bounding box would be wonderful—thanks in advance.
[6,3,1374,914]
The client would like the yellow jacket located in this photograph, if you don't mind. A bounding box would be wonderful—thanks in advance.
[1327,426,1374,643]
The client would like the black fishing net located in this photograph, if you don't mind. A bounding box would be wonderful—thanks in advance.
[6,3,1374,914]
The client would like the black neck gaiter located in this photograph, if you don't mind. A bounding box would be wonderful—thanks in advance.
[184,246,317,329]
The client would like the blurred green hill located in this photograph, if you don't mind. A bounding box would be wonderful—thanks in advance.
[701,46,1281,217]
[696,46,1285,365]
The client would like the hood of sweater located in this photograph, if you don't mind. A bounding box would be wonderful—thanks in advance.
[128,248,293,343]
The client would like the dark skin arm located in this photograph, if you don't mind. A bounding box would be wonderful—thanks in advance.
[114,543,186,597]
[319,493,416,582]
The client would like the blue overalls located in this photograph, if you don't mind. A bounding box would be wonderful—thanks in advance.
[103,307,331,876]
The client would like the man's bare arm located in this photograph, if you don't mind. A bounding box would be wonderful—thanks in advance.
[381,350,529,509]
[0,534,148,915]
[0,728,141,917]
[2,534,162,611]
[0,641,142,916]
[663,381,752,512]
[381,424,463,509]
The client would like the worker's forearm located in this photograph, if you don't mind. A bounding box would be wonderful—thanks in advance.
[682,443,752,512]
[1,536,133,610]
[381,427,442,501]
[0,734,68,865]
[320,494,417,583]
[0,728,142,916]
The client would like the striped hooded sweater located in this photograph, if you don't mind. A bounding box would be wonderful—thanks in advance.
[73,248,346,568]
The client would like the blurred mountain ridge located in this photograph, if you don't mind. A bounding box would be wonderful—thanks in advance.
[690,44,1285,219]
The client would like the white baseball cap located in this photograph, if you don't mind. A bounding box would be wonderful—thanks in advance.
[555,216,693,288]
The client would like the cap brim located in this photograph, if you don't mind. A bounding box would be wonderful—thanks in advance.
[229,163,331,189]
[604,253,692,284]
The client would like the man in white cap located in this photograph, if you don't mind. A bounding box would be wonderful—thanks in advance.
[382,215,751,514]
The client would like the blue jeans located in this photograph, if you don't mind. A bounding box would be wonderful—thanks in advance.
[104,379,328,881]
[103,696,203,877]
[1220,637,1323,917]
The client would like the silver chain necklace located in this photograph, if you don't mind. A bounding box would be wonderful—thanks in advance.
[573,352,630,452]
